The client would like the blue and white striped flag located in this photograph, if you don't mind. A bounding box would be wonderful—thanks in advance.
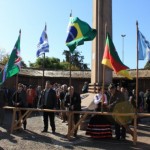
[138,30,150,60]
[36,25,49,57]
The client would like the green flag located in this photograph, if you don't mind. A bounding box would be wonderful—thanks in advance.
[66,17,97,53]
[0,31,21,85]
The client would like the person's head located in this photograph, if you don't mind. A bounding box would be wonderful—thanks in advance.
[97,87,102,94]
[146,89,150,93]
[37,85,41,90]
[29,85,33,89]
[120,87,125,93]
[117,85,120,91]
[84,82,88,85]
[23,85,27,91]
[18,83,24,92]
[108,83,116,95]
[68,86,74,96]
[62,84,67,91]
[132,89,135,95]
[45,81,53,90]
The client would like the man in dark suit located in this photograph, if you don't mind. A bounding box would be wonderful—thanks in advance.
[107,83,126,140]
[12,83,27,130]
[0,87,7,125]
[41,81,57,134]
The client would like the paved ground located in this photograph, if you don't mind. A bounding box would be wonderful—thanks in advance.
[0,110,150,150]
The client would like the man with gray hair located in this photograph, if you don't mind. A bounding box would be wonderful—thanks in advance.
[40,81,57,134]
[65,86,81,137]
[59,84,68,123]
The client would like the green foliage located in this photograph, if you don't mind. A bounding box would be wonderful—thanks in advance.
[21,60,27,68]
[62,50,90,70]
[0,54,9,65]
[29,50,90,70]
[29,57,64,70]
[62,50,70,62]
[0,51,27,68]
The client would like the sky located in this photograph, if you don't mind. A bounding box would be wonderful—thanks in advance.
[0,0,150,69]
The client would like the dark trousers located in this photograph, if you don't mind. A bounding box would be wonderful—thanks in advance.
[43,112,55,132]
[115,123,126,139]
[147,106,150,113]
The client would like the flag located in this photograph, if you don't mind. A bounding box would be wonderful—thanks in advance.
[138,30,150,60]
[102,33,132,80]
[66,17,97,53]
[36,24,49,57]
[0,31,21,85]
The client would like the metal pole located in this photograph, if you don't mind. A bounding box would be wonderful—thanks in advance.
[121,34,126,63]
[42,53,45,90]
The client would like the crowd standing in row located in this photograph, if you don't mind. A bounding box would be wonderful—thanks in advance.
[0,81,150,139]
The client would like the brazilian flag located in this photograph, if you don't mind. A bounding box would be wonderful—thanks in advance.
[66,17,97,53]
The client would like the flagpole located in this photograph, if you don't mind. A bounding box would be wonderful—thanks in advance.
[136,21,139,112]
[68,10,73,102]
[42,53,45,90]
[15,30,21,102]
[15,74,19,102]
[67,10,73,135]
[133,20,139,144]
[101,23,107,113]
[69,52,72,90]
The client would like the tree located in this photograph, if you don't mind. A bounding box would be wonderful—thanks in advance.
[29,50,90,70]
[62,50,90,70]
[0,54,9,65]
[62,50,70,62]
[21,60,27,68]
[0,49,8,65]
[29,57,64,70]
[0,49,27,68]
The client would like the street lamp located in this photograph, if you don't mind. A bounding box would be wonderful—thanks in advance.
[121,34,126,63]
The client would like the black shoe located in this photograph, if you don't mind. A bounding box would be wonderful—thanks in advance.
[41,130,47,133]
[114,136,120,140]
[73,133,77,137]
[121,137,126,141]
[52,131,55,134]
[23,125,26,130]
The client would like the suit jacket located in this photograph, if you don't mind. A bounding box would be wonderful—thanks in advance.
[65,92,81,111]
[0,89,7,108]
[109,90,125,112]
[12,90,27,107]
[41,88,57,109]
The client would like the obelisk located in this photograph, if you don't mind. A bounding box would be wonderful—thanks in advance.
[90,0,112,92]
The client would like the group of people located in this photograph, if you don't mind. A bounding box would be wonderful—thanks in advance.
[86,83,135,140]
[1,81,150,140]
[129,88,150,113]
[37,81,81,136]
[4,81,81,137]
